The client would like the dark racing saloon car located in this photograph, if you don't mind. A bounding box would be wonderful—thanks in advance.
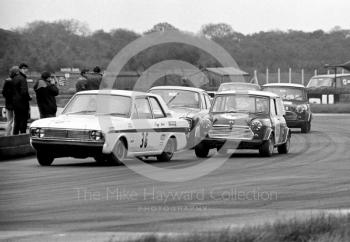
[195,91,291,157]
[262,83,312,133]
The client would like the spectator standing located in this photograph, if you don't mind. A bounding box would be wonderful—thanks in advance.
[75,69,88,92]
[12,63,31,135]
[85,66,103,90]
[34,72,59,118]
[1,66,19,135]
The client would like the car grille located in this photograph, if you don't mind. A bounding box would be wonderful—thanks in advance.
[285,111,298,120]
[208,125,254,140]
[43,129,91,140]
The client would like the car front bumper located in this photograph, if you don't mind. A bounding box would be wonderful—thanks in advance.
[31,138,104,158]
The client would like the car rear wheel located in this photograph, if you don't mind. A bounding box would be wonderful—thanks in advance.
[157,137,176,162]
[37,152,54,166]
[259,136,274,157]
[301,121,311,133]
[278,135,290,154]
[195,142,210,158]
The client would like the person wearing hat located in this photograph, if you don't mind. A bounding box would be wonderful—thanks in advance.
[1,66,20,135]
[12,63,31,134]
[34,71,59,119]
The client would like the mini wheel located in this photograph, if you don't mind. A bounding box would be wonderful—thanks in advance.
[301,121,311,133]
[259,136,274,157]
[195,142,210,158]
[278,134,291,154]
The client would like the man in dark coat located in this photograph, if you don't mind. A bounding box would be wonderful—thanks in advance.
[34,71,59,118]
[75,69,88,92]
[1,66,19,135]
[12,63,31,135]
[85,66,103,90]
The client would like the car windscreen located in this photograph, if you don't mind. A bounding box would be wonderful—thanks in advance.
[63,94,131,117]
[263,87,307,101]
[307,78,333,88]
[218,83,259,92]
[212,94,269,114]
[149,89,200,109]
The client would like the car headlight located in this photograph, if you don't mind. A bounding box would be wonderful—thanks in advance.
[181,117,194,130]
[250,119,263,131]
[90,130,104,141]
[30,128,45,138]
[296,104,308,113]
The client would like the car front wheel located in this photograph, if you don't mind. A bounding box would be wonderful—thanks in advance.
[108,139,127,165]
[301,121,311,133]
[157,137,176,162]
[195,142,210,158]
[259,136,274,157]
[37,152,54,166]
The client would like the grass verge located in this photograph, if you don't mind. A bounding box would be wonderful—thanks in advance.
[126,214,350,242]
[311,103,350,113]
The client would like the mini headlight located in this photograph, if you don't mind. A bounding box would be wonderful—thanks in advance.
[181,117,193,130]
[90,130,103,141]
[250,119,263,131]
[296,104,308,113]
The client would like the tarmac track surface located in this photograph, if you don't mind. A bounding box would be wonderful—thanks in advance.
[0,115,350,241]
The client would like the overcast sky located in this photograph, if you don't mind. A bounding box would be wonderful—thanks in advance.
[0,0,349,34]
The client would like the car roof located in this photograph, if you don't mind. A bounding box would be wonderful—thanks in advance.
[220,82,259,86]
[263,83,305,88]
[76,89,149,97]
[217,90,279,98]
[149,85,205,93]
[311,73,350,78]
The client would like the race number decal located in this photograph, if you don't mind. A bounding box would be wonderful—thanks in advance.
[140,132,148,148]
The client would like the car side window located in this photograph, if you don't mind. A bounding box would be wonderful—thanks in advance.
[132,98,152,119]
[149,97,166,119]
[204,94,212,109]
[270,98,278,117]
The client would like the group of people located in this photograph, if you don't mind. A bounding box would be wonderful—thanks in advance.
[76,66,103,92]
[1,64,103,136]
[2,64,58,136]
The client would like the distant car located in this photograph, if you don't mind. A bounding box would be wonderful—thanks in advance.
[307,73,350,89]
[262,83,312,133]
[218,82,261,92]
[148,86,212,149]
[195,90,291,157]
[30,90,189,166]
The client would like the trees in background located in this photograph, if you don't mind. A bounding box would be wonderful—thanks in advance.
[1,20,350,75]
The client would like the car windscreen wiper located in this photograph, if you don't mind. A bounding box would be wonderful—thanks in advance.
[65,110,95,115]
[167,93,179,105]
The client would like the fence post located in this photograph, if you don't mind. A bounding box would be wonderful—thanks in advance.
[278,68,280,83]
[314,69,318,76]
[289,68,292,83]
[266,68,269,84]
[301,69,304,86]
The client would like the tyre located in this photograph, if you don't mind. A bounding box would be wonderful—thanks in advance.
[259,136,274,157]
[37,152,54,166]
[278,134,290,154]
[108,139,127,165]
[195,142,210,158]
[157,137,176,162]
[94,155,106,164]
[301,121,311,133]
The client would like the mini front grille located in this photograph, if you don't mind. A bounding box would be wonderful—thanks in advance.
[209,125,254,140]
